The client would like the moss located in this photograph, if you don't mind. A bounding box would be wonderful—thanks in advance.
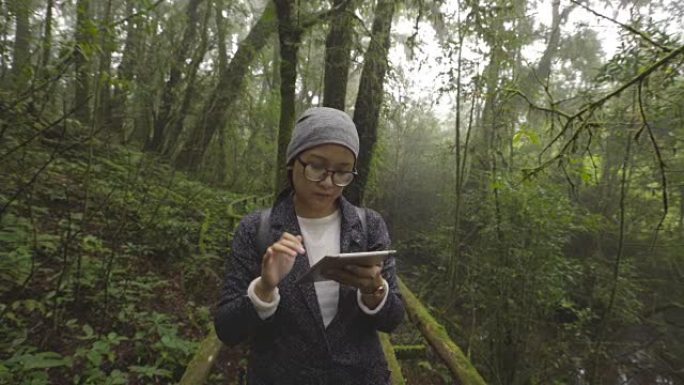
[397,277,487,385]
[179,327,224,385]
[380,332,407,385]
[393,344,426,357]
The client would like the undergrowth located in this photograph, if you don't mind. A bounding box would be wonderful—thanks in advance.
[0,134,257,384]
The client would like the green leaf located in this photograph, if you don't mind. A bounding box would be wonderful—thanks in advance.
[82,324,95,339]
[22,352,72,370]
[86,349,102,366]
[128,365,173,379]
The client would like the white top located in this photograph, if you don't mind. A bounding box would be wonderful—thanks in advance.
[247,210,388,327]
[297,210,342,327]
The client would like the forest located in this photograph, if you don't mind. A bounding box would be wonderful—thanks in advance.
[0,0,683,384]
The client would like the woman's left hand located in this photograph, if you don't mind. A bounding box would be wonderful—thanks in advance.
[323,263,383,294]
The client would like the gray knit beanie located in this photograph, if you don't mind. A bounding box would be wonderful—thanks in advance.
[285,107,359,165]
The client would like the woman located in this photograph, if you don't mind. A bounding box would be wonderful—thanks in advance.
[214,107,405,385]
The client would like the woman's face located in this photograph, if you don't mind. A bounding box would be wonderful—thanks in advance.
[291,144,355,218]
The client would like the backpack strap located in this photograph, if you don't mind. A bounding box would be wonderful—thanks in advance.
[256,208,271,257]
[355,206,367,239]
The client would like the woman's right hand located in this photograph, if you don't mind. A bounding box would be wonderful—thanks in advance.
[256,232,305,300]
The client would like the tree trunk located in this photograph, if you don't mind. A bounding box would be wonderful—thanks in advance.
[145,0,205,153]
[95,0,114,133]
[174,1,277,171]
[345,0,395,205]
[74,0,92,127]
[128,17,156,145]
[207,0,228,182]
[679,186,684,238]
[214,0,229,75]
[10,0,30,89]
[273,0,301,193]
[523,0,575,96]
[162,1,212,157]
[110,0,140,140]
[40,0,54,75]
[449,28,465,290]
[322,0,355,110]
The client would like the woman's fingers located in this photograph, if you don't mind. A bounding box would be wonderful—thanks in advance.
[277,239,305,254]
[323,268,359,286]
[279,232,305,253]
[270,243,299,258]
[324,265,381,291]
[260,233,305,289]
[343,264,381,278]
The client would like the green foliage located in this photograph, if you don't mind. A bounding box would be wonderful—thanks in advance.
[0,137,246,383]
[0,213,33,287]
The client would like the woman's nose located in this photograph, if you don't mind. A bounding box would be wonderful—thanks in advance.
[319,172,335,188]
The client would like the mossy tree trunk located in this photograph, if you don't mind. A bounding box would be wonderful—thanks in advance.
[145,0,205,153]
[10,0,30,89]
[273,0,301,193]
[174,1,277,171]
[322,0,356,110]
[74,0,93,127]
[345,0,395,205]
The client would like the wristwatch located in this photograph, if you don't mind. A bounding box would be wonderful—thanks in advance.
[362,282,386,296]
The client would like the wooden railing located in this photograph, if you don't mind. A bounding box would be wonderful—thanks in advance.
[180,197,487,385]
[397,277,486,385]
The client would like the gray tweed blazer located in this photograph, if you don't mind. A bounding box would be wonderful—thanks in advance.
[214,193,405,385]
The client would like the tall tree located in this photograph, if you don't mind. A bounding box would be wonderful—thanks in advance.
[128,16,158,145]
[273,0,302,192]
[94,0,115,133]
[174,1,278,171]
[322,0,355,110]
[110,0,141,140]
[39,0,54,76]
[145,0,205,153]
[161,0,213,157]
[11,0,31,89]
[345,0,395,205]
[74,0,93,127]
[201,0,229,178]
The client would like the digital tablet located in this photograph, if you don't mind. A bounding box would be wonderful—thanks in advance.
[296,250,397,283]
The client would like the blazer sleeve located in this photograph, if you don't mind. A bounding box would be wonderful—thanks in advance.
[214,213,273,346]
[362,209,405,333]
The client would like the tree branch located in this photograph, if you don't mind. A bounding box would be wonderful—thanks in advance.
[109,0,165,28]
[539,43,684,161]
[637,81,668,252]
[300,0,353,30]
[508,88,572,119]
[569,0,673,53]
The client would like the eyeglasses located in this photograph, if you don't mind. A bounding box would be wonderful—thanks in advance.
[295,157,357,187]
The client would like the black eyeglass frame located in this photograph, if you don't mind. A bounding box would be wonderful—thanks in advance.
[293,157,358,187]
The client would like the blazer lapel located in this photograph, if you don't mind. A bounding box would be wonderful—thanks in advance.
[326,197,365,333]
[338,197,365,253]
[269,194,326,332]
